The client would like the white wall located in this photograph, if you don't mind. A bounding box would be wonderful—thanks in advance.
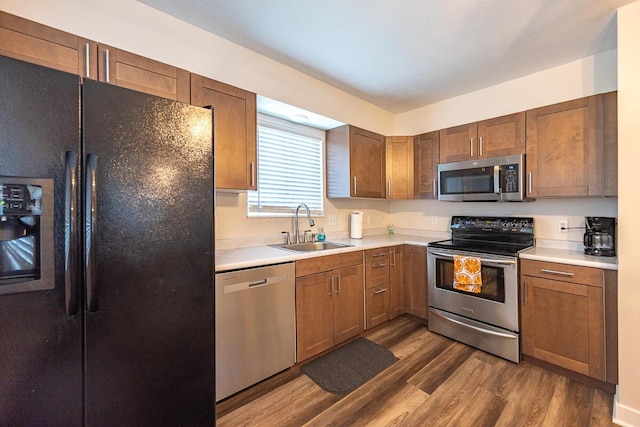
[395,49,618,135]
[614,2,640,426]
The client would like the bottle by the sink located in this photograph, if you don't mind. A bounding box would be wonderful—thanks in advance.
[317,227,326,242]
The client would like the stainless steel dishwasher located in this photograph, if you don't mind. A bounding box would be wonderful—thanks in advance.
[215,262,296,401]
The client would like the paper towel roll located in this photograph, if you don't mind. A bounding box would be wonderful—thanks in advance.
[350,211,364,239]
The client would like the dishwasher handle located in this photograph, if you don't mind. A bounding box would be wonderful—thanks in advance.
[221,274,288,294]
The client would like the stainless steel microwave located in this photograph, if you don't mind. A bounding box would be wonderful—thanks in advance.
[437,154,529,202]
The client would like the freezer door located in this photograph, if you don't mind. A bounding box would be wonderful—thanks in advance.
[82,80,215,425]
[0,57,83,425]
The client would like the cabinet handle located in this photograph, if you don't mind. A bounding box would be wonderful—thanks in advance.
[353,176,357,195]
[540,268,575,277]
[470,138,474,157]
[250,162,255,187]
[433,179,437,197]
[479,136,483,157]
[104,48,110,83]
[372,253,386,258]
[329,276,334,296]
[391,250,396,267]
[387,181,391,198]
[84,43,90,77]
[372,263,386,268]
[336,275,341,295]
[373,288,388,294]
[523,281,528,305]
[528,172,533,194]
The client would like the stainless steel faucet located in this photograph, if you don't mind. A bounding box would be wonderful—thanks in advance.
[293,203,315,243]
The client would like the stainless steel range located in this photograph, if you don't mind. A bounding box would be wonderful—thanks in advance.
[427,216,534,363]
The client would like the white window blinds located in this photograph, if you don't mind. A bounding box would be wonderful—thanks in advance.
[247,114,324,216]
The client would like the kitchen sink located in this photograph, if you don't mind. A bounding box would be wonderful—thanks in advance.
[270,241,352,252]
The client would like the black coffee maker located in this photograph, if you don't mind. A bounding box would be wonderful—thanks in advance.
[584,217,616,257]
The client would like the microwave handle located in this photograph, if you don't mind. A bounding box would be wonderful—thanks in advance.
[494,165,500,194]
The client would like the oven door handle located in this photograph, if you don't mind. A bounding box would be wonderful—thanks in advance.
[428,249,516,265]
[430,309,518,339]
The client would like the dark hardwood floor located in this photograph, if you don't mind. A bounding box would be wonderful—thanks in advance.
[217,316,616,426]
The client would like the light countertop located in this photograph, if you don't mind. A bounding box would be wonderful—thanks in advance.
[215,234,443,272]
[519,246,617,270]
[215,234,618,272]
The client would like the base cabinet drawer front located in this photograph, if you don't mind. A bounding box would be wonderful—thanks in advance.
[366,287,390,329]
[296,251,363,277]
[365,259,390,289]
[520,259,603,286]
[521,259,609,382]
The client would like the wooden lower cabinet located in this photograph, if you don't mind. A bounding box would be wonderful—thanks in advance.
[520,259,617,383]
[404,245,428,320]
[364,249,390,329]
[296,252,364,362]
[389,246,404,319]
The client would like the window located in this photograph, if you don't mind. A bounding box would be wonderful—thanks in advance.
[247,114,324,216]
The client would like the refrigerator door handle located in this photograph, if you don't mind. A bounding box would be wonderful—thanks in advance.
[65,151,79,316]
[85,154,99,312]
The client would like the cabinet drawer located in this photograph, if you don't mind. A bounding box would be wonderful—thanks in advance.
[296,251,363,277]
[365,261,389,289]
[365,248,390,263]
[521,260,603,287]
[366,286,390,329]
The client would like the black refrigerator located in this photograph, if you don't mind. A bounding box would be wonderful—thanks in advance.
[0,56,215,426]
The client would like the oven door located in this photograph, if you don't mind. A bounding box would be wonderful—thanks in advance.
[427,247,519,332]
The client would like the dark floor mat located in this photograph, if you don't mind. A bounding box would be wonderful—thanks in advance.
[300,337,398,394]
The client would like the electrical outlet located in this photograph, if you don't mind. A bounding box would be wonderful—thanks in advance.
[559,220,568,233]
[431,216,437,224]
[328,215,337,226]
[367,215,372,224]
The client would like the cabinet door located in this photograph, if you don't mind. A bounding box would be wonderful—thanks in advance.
[477,112,525,158]
[296,272,335,362]
[403,245,428,320]
[97,44,190,103]
[350,126,386,198]
[439,123,477,163]
[366,287,389,329]
[603,91,617,197]
[414,131,440,199]
[0,11,97,79]
[389,246,404,319]
[526,95,604,197]
[521,275,605,380]
[386,136,414,199]
[191,74,257,190]
[333,264,364,344]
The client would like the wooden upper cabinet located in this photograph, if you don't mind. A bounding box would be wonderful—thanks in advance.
[439,123,477,163]
[191,74,257,191]
[414,131,440,199]
[327,125,385,198]
[477,112,525,158]
[526,95,604,198]
[386,136,414,199]
[0,11,98,79]
[603,91,618,197]
[97,44,190,103]
[439,113,525,163]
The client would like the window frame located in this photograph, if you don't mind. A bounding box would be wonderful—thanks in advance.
[247,113,325,218]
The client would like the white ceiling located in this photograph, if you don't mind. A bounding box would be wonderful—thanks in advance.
[138,0,631,114]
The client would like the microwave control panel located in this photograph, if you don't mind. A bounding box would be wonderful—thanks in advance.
[501,164,519,193]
